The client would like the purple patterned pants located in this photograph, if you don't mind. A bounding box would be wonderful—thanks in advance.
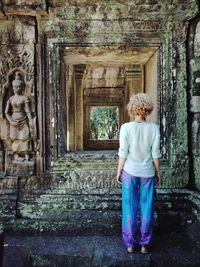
[122,171,155,248]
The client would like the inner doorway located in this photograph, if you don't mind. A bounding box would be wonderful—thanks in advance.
[61,47,159,151]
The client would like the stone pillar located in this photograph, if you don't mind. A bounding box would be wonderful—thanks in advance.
[0,230,4,266]
[0,17,39,176]
[188,20,200,190]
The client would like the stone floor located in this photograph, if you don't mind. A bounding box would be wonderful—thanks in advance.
[3,221,200,267]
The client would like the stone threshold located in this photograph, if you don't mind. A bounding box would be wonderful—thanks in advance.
[3,221,200,267]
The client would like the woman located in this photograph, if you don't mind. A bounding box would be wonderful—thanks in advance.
[116,93,161,254]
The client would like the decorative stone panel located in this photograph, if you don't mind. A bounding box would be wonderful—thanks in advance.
[0,16,40,176]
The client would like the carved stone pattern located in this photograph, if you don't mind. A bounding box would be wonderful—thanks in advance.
[0,19,35,45]
[160,41,170,160]
[0,45,35,92]
[173,21,187,44]
[0,44,36,176]
[52,169,120,190]
[159,33,178,162]
[44,19,164,38]
[172,152,189,175]
[46,44,60,162]
[50,2,197,20]
[174,42,189,168]
[83,88,123,103]
[2,0,45,8]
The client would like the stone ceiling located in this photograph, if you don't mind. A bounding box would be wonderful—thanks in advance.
[63,47,159,65]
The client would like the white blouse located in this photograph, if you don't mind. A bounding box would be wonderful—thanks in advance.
[118,121,161,177]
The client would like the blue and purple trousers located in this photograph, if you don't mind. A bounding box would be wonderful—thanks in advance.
[122,171,156,248]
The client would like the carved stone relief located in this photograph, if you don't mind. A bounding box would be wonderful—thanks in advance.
[1,70,36,176]
[84,65,125,88]
[44,0,198,21]
[1,69,37,176]
[0,44,35,95]
[0,18,35,45]
[0,17,38,176]
[0,0,198,227]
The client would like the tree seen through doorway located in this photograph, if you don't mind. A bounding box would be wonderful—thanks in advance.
[90,107,119,140]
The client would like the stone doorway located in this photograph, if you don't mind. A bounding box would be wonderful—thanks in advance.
[61,47,159,151]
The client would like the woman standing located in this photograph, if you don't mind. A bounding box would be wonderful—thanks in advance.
[116,93,161,254]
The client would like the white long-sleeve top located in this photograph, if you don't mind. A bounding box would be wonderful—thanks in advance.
[118,121,161,177]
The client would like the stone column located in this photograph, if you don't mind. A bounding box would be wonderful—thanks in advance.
[188,20,200,190]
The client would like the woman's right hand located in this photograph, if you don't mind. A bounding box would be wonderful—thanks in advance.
[156,173,160,184]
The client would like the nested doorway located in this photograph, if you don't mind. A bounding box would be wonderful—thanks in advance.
[61,47,159,151]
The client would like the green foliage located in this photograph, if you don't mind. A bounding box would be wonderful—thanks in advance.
[90,107,119,140]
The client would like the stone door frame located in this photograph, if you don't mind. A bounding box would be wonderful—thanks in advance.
[42,20,190,188]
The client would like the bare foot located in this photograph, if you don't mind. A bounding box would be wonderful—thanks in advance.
[141,245,150,254]
[127,247,134,253]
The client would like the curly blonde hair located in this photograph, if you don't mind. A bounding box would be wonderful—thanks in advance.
[127,93,154,119]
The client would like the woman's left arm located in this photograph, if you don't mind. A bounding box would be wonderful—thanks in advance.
[152,125,161,183]
[116,156,126,183]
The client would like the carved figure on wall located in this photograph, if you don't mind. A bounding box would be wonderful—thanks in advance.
[5,71,34,162]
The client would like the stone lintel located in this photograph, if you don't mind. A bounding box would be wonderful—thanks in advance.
[0,0,198,20]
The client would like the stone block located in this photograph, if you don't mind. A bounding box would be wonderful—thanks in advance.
[3,219,39,234]
[92,236,150,267]
[30,236,94,267]
[12,160,35,176]
[3,245,31,267]
[0,177,18,218]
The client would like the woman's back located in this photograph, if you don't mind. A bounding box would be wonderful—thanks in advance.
[118,121,160,177]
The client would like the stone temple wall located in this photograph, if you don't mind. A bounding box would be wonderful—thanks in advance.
[188,17,200,190]
[0,0,199,230]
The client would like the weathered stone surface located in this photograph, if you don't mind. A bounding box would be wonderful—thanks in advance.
[0,0,199,232]
[151,230,200,267]
[188,17,200,190]
[3,225,200,267]
[92,236,150,267]
[0,177,18,218]
[3,245,31,267]
[0,0,196,186]
[0,17,36,44]
[0,189,198,235]
[1,0,198,19]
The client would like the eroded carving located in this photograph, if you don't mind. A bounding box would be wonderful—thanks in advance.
[5,71,34,162]
[2,70,36,176]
